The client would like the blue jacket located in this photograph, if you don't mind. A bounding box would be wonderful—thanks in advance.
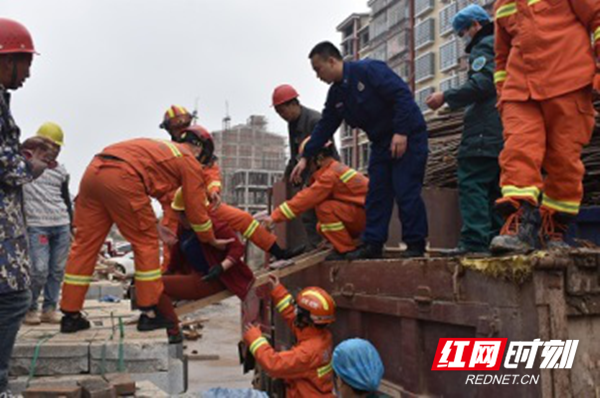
[303,59,427,158]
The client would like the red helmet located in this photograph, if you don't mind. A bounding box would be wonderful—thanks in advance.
[0,18,37,55]
[272,84,299,107]
[180,124,215,163]
[160,105,192,131]
[296,286,336,325]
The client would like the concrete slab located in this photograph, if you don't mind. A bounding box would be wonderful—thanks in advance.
[134,380,168,398]
[10,340,90,376]
[89,337,169,373]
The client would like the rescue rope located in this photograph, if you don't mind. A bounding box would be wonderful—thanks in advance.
[26,331,60,387]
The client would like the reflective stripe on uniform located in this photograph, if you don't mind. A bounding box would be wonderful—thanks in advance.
[494,71,507,84]
[496,2,517,19]
[64,273,93,286]
[339,169,357,183]
[279,202,296,220]
[207,181,222,191]
[275,294,293,313]
[301,290,330,310]
[135,269,162,282]
[191,219,213,232]
[153,139,183,158]
[527,0,541,5]
[542,194,580,215]
[320,222,345,232]
[501,185,540,202]
[249,337,269,356]
[317,362,333,378]
[595,27,600,43]
[243,220,260,239]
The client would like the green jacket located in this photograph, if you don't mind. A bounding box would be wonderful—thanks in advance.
[444,24,503,159]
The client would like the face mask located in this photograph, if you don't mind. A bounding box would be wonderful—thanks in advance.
[461,34,472,47]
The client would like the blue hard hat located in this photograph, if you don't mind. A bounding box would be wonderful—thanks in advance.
[332,339,384,392]
[452,4,491,34]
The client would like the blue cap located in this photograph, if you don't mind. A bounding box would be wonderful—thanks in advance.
[332,339,384,392]
[452,4,491,34]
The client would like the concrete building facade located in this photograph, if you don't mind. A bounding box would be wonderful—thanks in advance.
[212,115,285,214]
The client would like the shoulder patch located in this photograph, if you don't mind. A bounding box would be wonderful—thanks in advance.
[472,56,487,72]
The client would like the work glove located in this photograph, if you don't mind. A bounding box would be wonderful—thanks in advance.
[202,264,224,281]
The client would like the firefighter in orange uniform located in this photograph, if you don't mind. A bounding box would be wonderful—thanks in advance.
[60,138,229,333]
[244,275,335,398]
[490,0,600,253]
[163,122,302,260]
[261,138,368,261]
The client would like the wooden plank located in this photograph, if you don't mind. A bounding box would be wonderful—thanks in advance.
[174,249,330,316]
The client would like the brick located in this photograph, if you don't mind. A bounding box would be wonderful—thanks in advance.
[23,385,82,398]
[78,377,116,398]
[103,373,136,396]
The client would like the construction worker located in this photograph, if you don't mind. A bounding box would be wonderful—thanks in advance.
[261,138,368,261]
[157,188,255,343]
[332,339,385,398]
[60,138,230,334]
[0,18,58,396]
[425,5,503,256]
[167,125,302,260]
[292,42,429,259]
[24,122,74,325]
[272,84,340,250]
[244,275,335,397]
[490,0,600,253]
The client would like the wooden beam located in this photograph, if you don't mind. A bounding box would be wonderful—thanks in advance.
[174,249,331,316]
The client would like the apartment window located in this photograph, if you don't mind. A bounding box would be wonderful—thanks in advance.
[415,0,434,17]
[415,18,435,50]
[371,0,392,15]
[439,75,461,92]
[415,86,435,112]
[371,42,387,61]
[415,52,435,83]
[388,2,407,28]
[342,124,353,139]
[440,39,460,72]
[457,0,479,11]
[359,143,370,170]
[458,71,469,86]
[439,3,458,36]
[342,147,354,168]
[387,31,407,59]
[371,12,388,40]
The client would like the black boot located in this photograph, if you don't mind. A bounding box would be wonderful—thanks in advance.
[137,308,175,332]
[269,243,305,260]
[540,209,573,250]
[399,241,426,258]
[490,201,540,254]
[60,312,91,334]
[346,244,383,261]
[325,251,347,261]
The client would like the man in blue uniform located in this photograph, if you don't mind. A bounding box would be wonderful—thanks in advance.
[291,42,429,259]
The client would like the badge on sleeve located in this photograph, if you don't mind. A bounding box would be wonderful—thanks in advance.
[472,56,487,72]
[357,81,365,92]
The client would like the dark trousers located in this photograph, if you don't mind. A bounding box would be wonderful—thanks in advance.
[0,289,30,393]
[363,132,429,247]
[457,157,503,250]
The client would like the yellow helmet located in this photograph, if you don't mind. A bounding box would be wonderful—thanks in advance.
[171,188,185,211]
[36,122,64,146]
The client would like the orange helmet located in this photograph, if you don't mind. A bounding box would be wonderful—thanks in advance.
[272,84,299,107]
[160,105,192,131]
[0,18,37,55]
[296,286,336,325]
[298,137,333,158]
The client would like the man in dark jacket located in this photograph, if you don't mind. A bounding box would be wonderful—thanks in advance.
[291,42,428,259]
[272,84,339,249]
[426,5,503,255]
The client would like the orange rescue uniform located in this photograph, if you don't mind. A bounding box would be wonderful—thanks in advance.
[61,139,214,312]
[163,160,278,252]
[271,159,368,253]
[494,0,600,215]
[243,284,334,398]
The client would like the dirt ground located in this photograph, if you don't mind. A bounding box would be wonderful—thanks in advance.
[185,297,254,393]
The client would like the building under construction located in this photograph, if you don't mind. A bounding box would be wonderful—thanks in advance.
[211,115,286,214]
